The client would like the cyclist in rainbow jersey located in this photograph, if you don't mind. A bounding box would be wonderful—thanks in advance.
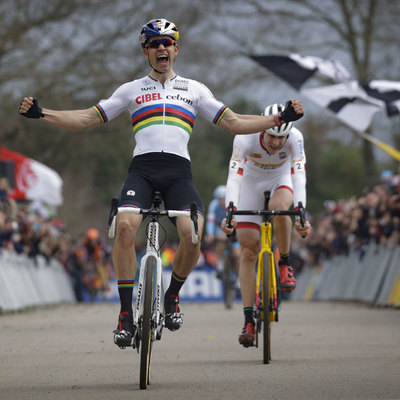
[19,19,305,349]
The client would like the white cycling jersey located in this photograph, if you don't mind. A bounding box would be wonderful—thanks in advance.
[93,74,229,160]
[226,127,307,225]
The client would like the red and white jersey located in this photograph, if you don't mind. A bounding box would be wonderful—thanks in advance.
[226,127,307,212]
[92,74,229,161]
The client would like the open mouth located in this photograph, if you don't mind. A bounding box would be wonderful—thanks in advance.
[157,55,169,64]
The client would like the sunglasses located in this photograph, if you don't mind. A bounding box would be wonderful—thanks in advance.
[147,38,176,49]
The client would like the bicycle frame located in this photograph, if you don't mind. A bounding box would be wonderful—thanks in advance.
[134,218,163,342]
[226,192,305,363]
[256,219,278,324]
[222,233,238,309]
[107,193,199,389]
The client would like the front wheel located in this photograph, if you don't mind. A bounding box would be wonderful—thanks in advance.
[262,252,271,364]
[140,257,155,389]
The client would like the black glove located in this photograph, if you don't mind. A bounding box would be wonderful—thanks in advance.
[20,97,44,119]
[279,100,303,123]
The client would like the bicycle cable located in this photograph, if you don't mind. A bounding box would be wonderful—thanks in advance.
[145,219,167,253]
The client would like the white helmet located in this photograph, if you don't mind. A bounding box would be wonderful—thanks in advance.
[263,103,293,136]
[139,18,179,48]
[214,185,226,199]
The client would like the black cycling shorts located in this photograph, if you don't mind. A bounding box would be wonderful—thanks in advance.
[119,152,204,215]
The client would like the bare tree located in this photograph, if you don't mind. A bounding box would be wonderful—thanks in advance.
[210,0,400,177]
[0,0,224,234]
[2,0,398,232]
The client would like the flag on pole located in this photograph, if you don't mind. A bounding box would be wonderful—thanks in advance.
[249,53,352,90]
[301,80,400,132]
[301,81,385,132]
[0,147,63,206]
[358,132,400,162]
[362,80,400,116]
[250,53,400,160]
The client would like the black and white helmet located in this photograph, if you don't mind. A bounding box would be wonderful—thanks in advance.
[263,103,293,136]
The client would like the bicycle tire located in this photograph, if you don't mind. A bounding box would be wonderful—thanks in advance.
[140,257,155,389]
[262,252,271,364]
[223,247,234,309]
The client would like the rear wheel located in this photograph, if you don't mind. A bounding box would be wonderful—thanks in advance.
[262,252,271,364]
[140,257,155,389]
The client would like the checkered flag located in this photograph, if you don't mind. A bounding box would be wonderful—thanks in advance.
[250,53,400,133]
[249,53,351,90]
[301,80,400,132]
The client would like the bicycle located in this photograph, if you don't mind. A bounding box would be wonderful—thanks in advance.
[222,232,239,309]
[107,192,199,389]
[226,191,305,364]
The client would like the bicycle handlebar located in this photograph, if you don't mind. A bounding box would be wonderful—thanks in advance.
[226,201,306,229]
[226,201,235,229]
[117,207,193,218]
[108,203,199,244]
[297,202,306,227]
[190,202,199,240]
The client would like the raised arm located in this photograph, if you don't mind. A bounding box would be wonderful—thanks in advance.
[219,99,304,135]
[19,97,101,130]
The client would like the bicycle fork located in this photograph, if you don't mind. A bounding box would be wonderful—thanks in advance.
[134,221,164,349]
[256,222,278,322]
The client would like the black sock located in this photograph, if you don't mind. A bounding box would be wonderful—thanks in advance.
[244,307,254,325]
[118,280,134,314]
[279,253,291,266]
[165,270,187,298]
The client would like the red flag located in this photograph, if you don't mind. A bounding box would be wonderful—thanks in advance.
[0,147,63,206]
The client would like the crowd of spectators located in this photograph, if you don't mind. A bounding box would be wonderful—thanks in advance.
[0,176,114,301]
[1,169,399,302]
[299,169,400,266]
[0,174,218,302]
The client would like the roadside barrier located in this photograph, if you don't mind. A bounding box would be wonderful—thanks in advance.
[2,242,399,310]
[291,244,400,307]
[0,250,75,312]
[104,266,235,303]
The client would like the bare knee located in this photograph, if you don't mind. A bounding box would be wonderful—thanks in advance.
[116,216,140,248]
[240,244,259,267]
[269,198,289,211]
[179,234,201,259]
[177,217,203,260]
[237,228,259,267]
[269,189,292,211]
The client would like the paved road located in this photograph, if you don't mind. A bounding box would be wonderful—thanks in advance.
[1,301,399,400]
